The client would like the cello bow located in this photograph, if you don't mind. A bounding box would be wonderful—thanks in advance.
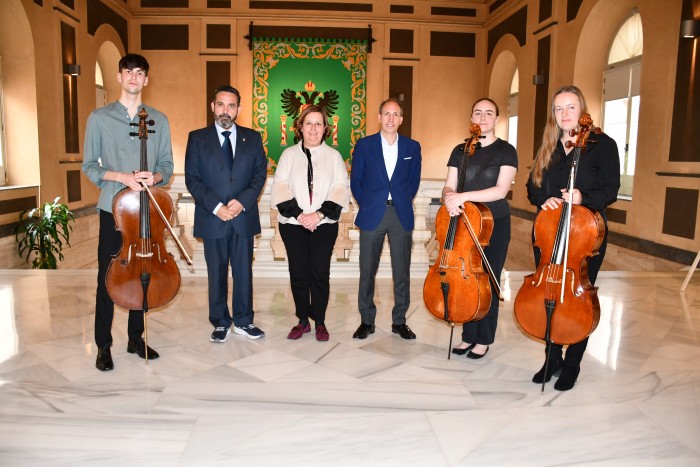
[136,178,193,266]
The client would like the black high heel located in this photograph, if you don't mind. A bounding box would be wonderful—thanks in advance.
[451,342,476,355]
[467,345,489,359]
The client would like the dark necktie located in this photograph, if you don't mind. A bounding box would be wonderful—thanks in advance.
[222,131,234,172]
[302,143,313,203]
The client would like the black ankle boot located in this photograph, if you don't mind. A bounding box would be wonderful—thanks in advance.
[532,357,563,384]
[554,365,580,391]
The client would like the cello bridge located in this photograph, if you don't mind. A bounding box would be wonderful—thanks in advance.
[534,264,563,287]
[135,252,154,258]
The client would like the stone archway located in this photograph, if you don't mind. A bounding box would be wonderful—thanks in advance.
[0,0,38,186]
[489,50,518,140]
[96,41,122,105]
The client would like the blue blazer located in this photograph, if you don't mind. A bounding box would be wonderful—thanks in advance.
[184,124,267,239]
[350,132,422,231]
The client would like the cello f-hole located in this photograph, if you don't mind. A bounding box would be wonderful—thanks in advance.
[459,257,469,279]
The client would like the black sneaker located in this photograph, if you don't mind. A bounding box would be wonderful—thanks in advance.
[233,324,265,340]
[210,326,231,343]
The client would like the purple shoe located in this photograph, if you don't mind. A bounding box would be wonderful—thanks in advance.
[287,323,311,340]
[315,325,329,342]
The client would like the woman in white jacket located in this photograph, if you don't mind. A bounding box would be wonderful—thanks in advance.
[271,105,350,341]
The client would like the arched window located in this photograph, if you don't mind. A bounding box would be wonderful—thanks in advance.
[507,69,518,148]
[603,10,643,199]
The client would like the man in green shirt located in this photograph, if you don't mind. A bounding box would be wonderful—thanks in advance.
[82,53,174,371]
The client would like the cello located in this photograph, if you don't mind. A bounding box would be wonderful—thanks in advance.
[513,113,604,390]
[423,124,504,358]
[106,108,192,361]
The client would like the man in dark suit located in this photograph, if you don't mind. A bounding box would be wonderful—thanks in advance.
[185,85,267,342]
[350,98,422,340]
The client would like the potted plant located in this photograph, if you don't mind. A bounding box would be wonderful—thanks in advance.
[14,197,75,269]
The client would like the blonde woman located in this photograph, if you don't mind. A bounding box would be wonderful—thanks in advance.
[526,85,620,391]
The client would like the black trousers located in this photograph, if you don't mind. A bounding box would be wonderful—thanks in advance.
[279,222,339,326]
[95,210,144,348]
[461,214,510,345]
[202,223,255,329]
[358,206,413,325]
[534,222,609,367]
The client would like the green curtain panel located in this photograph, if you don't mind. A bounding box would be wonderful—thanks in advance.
[252,38,367,173]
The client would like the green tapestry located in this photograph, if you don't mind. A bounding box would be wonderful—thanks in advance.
[252,38,367,173]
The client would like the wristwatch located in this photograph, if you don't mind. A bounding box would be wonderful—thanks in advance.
[317,211,325,220]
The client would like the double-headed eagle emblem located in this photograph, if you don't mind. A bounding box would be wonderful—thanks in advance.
[278,80,341,148]
[280,80,339,119]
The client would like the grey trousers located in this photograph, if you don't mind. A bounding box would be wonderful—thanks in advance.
[358,206,413,325]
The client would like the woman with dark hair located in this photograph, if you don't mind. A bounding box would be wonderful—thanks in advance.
[526,85,620,390]
[443,98,518,359]
[271,105,349,341]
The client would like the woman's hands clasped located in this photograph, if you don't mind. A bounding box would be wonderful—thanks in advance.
[297,212,321,231]
[443,191,468,217]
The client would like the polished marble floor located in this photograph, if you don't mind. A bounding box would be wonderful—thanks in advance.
[0,268,699,466]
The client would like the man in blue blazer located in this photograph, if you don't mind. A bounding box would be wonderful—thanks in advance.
[185,85,267,342]
[350,98,422,340]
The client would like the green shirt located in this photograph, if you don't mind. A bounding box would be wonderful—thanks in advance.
[82,101,174,213]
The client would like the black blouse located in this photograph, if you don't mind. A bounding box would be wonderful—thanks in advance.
[447,138,518,219]
[526,132,620,214]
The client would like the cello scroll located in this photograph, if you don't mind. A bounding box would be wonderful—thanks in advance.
[464,123,482,156]
[565,113,602,151]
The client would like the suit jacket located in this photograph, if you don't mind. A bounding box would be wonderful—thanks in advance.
[185,124,267,239]
[350,132,422,231]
